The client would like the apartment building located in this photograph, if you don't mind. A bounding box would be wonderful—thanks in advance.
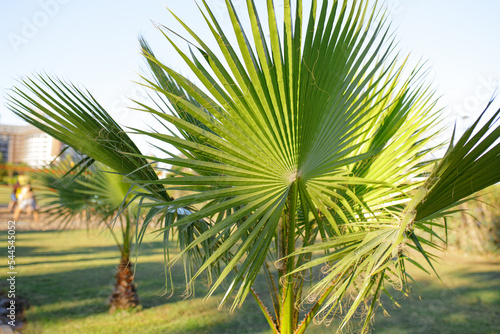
[0,124,63,168]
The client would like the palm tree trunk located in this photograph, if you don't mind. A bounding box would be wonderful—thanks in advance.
[108,255,140,312]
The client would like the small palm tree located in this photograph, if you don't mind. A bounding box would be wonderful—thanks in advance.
[34,160,142,311]
[8,0,500,332]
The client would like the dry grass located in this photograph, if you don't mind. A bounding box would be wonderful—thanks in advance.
[445,185,500,254]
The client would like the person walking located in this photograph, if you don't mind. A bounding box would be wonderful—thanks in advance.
[7,181,20,212]
[13,184,39,223]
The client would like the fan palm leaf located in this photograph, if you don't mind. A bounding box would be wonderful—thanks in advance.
[7,75,171,202]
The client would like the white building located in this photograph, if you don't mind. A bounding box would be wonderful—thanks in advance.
[0,125,62,168]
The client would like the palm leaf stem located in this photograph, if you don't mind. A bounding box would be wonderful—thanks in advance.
[263,261,281,328]
[281,180,299,333]
[251,288,279,334]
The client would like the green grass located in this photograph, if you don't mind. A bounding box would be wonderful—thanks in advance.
[0,185,12,204]
[0,229,499,333]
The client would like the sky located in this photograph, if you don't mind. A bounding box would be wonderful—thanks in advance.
[1,0,499,154]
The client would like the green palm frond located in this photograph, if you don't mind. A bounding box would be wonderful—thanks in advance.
[7,75,171,202]
[130,0,437,319]
[33,160,135,226]
[414,105,500,221]
[33,160,94,229]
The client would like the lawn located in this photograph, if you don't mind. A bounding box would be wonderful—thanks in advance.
[0,229,499,334]
[0,185,12,205]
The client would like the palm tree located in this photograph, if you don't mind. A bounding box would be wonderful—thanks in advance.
[8,0,500,332]
[34,160,143,311]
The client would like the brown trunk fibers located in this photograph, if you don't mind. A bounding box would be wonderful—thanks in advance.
[108,256,139,312]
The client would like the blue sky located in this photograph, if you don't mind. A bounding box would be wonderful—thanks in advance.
[1,0,499,153]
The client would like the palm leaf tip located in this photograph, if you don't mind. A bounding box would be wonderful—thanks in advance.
[414,105,500,222]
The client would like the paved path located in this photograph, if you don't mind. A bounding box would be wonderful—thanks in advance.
[0,206,87,231]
